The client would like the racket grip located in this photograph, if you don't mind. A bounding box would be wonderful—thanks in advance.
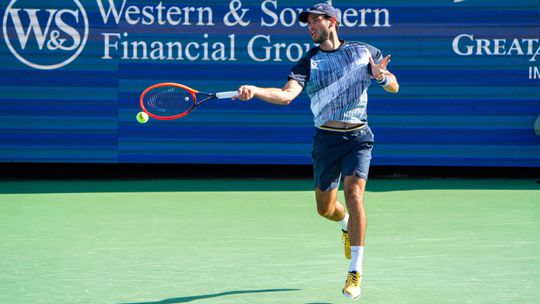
[216,91,237,99]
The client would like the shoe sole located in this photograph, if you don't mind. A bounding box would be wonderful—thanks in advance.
[342,290,361,300]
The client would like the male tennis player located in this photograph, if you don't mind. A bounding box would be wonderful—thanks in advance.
[235,2,398,300]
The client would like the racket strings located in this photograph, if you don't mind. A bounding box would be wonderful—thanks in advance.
[143,86,194,116]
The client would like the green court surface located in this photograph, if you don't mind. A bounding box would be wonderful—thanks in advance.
[0,178,538,304]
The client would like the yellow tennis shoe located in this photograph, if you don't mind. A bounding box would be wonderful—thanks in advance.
[342,230,351,260]
[342,271,362,300]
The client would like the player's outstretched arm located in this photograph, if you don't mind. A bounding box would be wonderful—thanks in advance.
[235,79,303,105]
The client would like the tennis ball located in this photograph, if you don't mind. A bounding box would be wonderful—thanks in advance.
[136,111,149,124]
[534,114,540,138]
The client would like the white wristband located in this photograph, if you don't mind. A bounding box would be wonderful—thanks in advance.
[377,75,390,87]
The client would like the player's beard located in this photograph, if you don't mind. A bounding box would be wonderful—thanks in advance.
[312,28,329,44]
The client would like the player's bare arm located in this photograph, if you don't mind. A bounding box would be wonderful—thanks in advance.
[369,55,399,93]
[235,79,303,105]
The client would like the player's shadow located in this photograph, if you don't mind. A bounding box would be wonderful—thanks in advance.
[118,288,301,304]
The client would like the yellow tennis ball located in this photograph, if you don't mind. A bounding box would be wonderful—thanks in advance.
[136,111,149,124]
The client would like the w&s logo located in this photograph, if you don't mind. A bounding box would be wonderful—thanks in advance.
[2,0,89,70]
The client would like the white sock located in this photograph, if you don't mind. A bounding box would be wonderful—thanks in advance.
[339,213,349,231]
[349,246,364,274]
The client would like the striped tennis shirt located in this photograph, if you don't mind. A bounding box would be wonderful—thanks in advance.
[288,41,383,127]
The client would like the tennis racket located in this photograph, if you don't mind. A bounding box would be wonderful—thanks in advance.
[139,82,237,120]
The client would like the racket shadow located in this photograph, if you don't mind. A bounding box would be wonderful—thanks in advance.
[118,288,301,304]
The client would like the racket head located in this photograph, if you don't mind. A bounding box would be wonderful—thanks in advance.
[139,83,200,120]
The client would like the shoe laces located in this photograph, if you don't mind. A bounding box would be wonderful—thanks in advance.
[347,272,359,286]
[342,231,349,243]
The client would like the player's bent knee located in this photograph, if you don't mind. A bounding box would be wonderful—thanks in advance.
[317,204,334,218]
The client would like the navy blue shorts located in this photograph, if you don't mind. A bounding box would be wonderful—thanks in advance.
[312,125,374,191]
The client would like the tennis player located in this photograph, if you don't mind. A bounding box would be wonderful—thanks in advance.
[235,2,399,300]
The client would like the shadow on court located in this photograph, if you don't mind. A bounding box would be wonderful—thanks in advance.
[118,288,301,304]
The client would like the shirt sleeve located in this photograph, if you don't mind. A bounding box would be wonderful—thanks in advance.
[364,44,383,76]
[288,55,311,89]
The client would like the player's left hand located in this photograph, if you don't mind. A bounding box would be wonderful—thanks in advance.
[369,55,391,80]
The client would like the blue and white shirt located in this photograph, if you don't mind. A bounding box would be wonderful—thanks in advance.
[288,41,383,127]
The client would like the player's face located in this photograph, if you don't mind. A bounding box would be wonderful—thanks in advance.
[307,14,330,43]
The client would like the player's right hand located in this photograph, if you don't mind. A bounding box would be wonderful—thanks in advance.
[235,85,257,101]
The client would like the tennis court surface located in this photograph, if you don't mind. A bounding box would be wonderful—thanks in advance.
[1,178,538,304]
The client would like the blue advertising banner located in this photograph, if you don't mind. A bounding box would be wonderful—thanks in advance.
[1,0,539,166]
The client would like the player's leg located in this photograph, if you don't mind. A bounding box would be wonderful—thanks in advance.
[341,176,367,300]
[343,175,367,250]
[312,128,351,259]
[340,127,374,300]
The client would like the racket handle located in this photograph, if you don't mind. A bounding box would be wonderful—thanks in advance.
[216,91,237,99]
